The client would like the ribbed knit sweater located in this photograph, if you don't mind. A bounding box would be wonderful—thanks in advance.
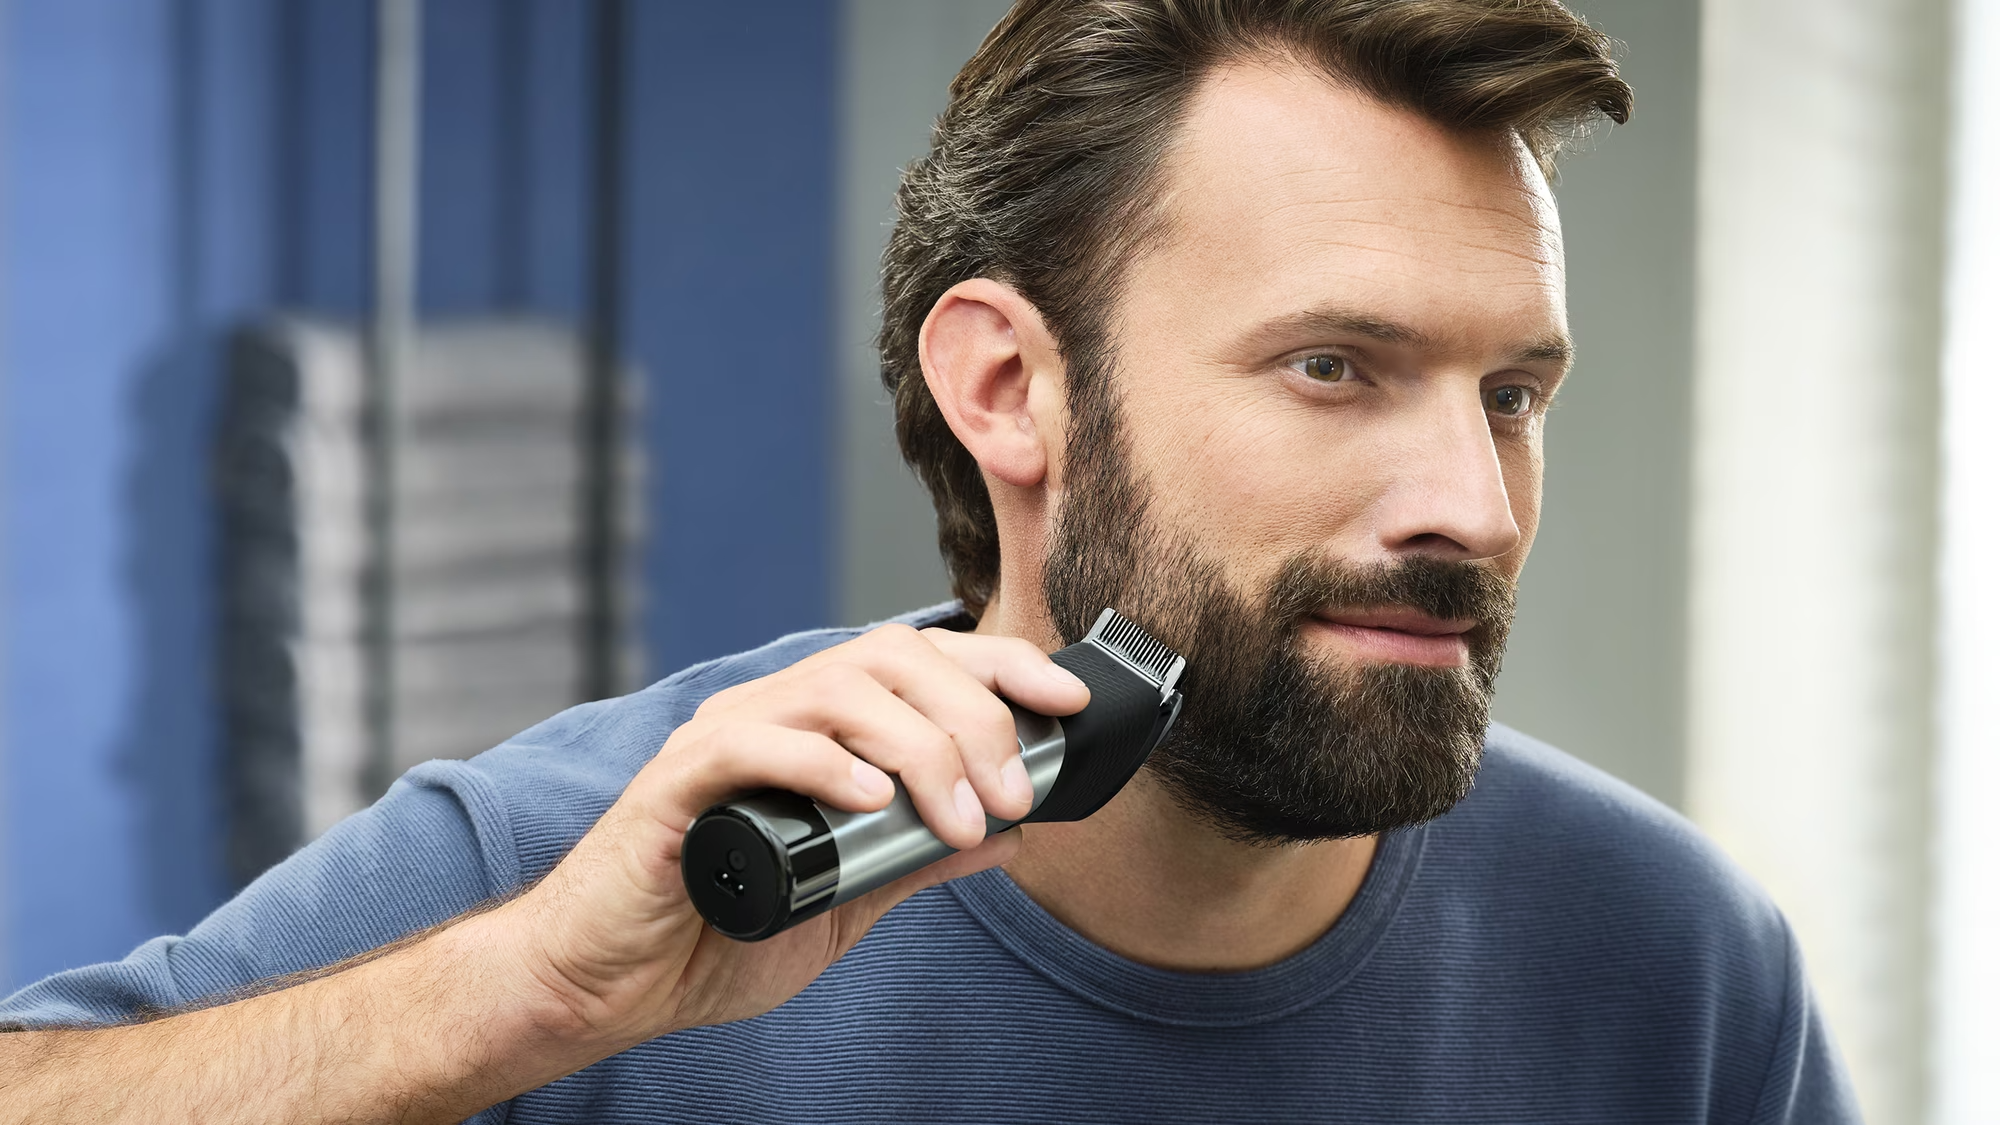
[1,605,1858,1123]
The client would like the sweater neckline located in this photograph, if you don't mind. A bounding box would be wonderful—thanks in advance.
[946,823,1425,1027]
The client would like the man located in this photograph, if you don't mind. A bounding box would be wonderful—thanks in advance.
[0,1,1858,1121]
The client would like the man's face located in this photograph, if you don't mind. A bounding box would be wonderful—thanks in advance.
[1041,59,1568,841]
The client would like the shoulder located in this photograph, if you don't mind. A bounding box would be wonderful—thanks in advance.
[1441,723,1781,936]
[1426,723,1796,1012]
[1414,725,1859,1121]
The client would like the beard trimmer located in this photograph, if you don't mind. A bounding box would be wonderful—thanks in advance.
[682,608,1186,941]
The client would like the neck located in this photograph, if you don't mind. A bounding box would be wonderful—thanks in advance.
[1006,775,1377,972]
[973,585,1379,973]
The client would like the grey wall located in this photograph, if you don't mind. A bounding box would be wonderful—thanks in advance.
[1488,0,1700,807]
[833,0,1703,810]
[835,0,1013,626]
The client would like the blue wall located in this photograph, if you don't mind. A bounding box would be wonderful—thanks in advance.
[0,0,839,993]
[625,2,836,673]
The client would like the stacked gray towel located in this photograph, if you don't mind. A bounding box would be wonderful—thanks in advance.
[218,317,640,885]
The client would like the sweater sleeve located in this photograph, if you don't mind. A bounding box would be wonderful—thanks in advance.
[0,762,505,1028]
[0,623,865,1029]
[1751,924,1864,1125]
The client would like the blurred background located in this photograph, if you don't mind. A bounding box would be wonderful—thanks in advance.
[0,1,1992,1122]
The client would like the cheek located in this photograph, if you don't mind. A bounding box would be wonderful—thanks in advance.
[1133,389,1378,556]
[1497,435,1544,567]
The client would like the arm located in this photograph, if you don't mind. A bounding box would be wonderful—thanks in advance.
[0,625,1084,1124]
[0,901,591,1123]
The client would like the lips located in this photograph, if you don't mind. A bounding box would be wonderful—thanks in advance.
[1313,607,1476,636]
[1305,608,1475,667]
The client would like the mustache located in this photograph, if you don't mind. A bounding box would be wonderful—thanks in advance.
[1153,550,1516,724]
[1266,553,1516,638]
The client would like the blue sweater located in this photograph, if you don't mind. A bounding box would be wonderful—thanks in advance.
[2,608,1858,1123]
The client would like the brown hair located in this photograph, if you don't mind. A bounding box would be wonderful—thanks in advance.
[880,0,1632,615]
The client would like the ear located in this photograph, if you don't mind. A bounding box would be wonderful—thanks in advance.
[918,278,1063,489]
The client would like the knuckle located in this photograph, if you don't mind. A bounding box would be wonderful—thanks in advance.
[902,728,963,777]
[663,713,722,757]
[810,660,873,695]
[973,696,1017,753]
[921,725,964,766]
[867,622,925,651]
[692,683,740,716]
[1003,637,1049,664]
[792,732,844,774]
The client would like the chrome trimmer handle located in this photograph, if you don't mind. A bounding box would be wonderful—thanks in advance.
[682,609,1186,941]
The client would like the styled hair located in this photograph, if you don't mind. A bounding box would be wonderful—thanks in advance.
[880,0,1632,615]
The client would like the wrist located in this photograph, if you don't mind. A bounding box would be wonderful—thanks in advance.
[418,899,635,1092]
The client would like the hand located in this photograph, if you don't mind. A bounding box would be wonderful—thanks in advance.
[497,624,1091,1054]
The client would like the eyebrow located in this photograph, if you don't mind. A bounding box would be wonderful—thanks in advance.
[1240,306,1574,371]
[1510,336,1575,369]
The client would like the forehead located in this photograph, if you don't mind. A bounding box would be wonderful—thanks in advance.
[1134,56,1566,353]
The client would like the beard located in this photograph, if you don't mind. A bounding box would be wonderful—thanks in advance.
[1041,380,1516,845]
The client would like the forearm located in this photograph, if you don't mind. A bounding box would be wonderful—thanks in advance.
[0,903,611,1125]
[0,627,1058,1121]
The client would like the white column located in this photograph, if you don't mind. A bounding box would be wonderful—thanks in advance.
[1931,0,2000,1118]
[1690,0,1947,1121]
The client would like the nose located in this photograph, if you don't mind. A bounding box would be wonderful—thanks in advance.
[1370,384,1521,562]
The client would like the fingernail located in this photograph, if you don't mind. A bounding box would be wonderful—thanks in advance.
[1044,662,1085,690]
[1000,757,1034,807]
[953,778,986,835]
[852,759,892,799]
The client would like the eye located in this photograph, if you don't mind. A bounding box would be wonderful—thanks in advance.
[1484,384,1536,418]
[1294,354,1357,382]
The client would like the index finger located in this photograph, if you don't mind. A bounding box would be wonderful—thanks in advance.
[919,628,1090,717]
